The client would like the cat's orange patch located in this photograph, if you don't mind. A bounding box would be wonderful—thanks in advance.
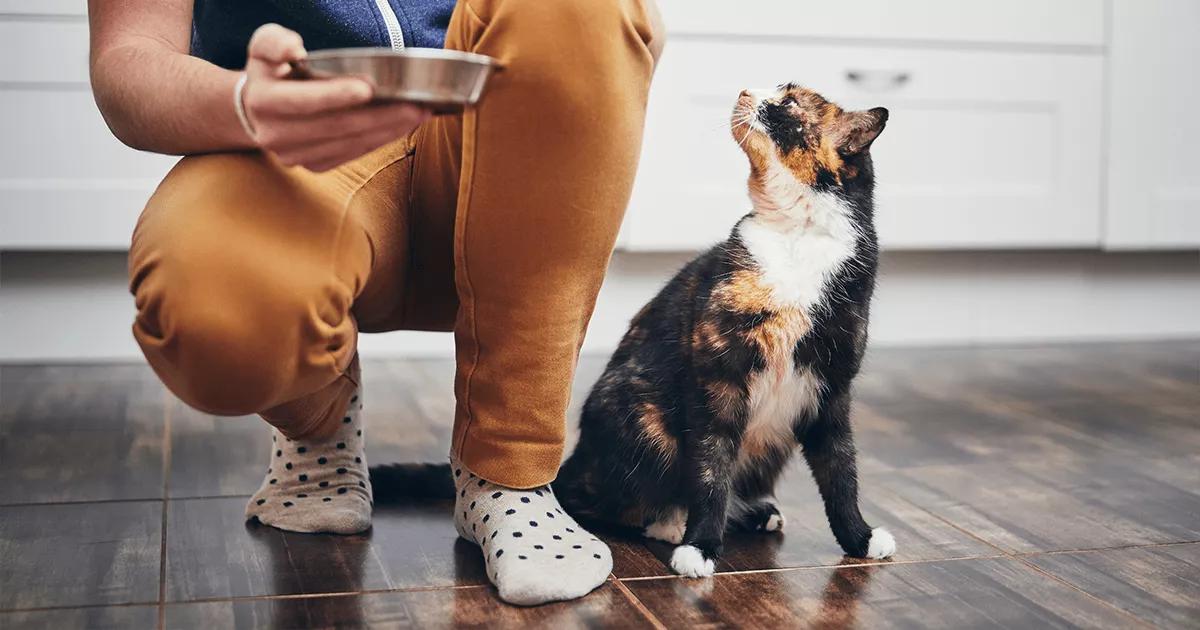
[637,402,676,462]
[749,308,809,378]
[713,268,812,378]
[713,269,775,313]
[705,379,745,422]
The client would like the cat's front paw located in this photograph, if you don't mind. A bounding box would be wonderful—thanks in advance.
[670,544,716,577]
[865,527,896,559]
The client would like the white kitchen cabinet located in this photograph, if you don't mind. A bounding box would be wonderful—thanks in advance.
[0,0,84,15]
[625,40,1104,250]
[658,0,1105,48]
[1104,0,1200,249]
[0,10,176,250]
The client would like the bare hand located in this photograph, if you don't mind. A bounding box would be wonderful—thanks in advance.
[241,24,432,172]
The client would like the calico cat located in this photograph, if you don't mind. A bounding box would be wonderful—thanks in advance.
[555,85,895,577]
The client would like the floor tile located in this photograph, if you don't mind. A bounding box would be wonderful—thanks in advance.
[606,538,672,579]
[851,395,1107,473]
[368,500,488,589]
[624,557,1139,629]
[0,605,158,630]
[884,457,1200,554]
[168,403,269,499]
[857,341,1199,409]
[1027,543,1200,629]
[0,364,165,504]
[709,469,995,572]
[165,582,653,629]
[165,497,390,602]
[0,501,162,609]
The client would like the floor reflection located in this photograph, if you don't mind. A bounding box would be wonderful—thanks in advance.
[243,521,372,628]
[809,560,879,629]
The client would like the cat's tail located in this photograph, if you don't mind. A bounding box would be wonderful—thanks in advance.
[369,462,455,503]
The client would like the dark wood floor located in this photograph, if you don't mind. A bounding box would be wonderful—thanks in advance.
[1,341,1197,629]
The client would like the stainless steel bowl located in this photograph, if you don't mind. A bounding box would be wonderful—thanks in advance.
[290,48,500,113]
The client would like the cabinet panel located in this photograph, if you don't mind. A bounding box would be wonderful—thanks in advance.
[1105,0,1200,249]
[0,0,86,16]
[657,0,1104,48]
[0,89,176,250]
[0,20,90,84]
[624,41,1103,250]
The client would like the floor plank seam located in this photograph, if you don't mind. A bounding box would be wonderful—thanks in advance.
[610,577,668,630]
[159,583,491,607]
[157,388,173,630]
[1013,539,1200,557]
[616,553,1009,582]
[911,499,1157,628]
[0,601,161,615]
[1014,557,1153,628]
[0,497,166,509]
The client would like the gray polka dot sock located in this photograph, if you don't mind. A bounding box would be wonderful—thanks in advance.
[451,455,612,605]
[245,389,371,534]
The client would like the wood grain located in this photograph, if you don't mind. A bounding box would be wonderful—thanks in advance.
[0,364,166,504]
[0,606,158,630]
[165,496,391,601]
[164,582,655,629]
[882,456,1200,554]
[626,558,1138,629]
[1,342,1197,628]
[1028,543,1200,629]
[0,501,162,609]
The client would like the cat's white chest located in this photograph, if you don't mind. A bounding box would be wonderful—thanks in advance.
[738,366,822,469]
[738,191,859,315]
[734,189,857,463]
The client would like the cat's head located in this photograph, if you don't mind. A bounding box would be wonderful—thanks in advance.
[731,84,887,208]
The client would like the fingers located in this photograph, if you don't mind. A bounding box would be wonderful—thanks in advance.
[245,77,374,117]
[242,24,373,123]
[246,24,307,78]
[269,105,434,171]
[258,102,431,151]
[240,23,432,171]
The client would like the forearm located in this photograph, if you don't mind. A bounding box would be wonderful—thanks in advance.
[91,39,254,155]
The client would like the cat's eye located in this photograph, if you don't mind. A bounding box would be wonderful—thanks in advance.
[780,95,797,107]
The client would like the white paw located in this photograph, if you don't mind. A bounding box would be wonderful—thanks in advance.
[670,545,715,578]
[643,511,687,545]
[866,527,896,559]
[763,512,786,532]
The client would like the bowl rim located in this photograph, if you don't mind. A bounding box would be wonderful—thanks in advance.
[304,47,499,67]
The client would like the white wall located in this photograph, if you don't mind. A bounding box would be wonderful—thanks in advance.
[2,250,1198,363]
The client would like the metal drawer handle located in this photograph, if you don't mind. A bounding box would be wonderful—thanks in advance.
[845,70,911,91]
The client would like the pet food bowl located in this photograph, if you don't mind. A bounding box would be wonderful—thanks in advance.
[289,48,500,113]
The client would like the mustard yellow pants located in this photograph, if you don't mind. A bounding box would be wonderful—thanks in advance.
[128,0,660,488]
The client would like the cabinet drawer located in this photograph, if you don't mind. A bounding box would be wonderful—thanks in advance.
[658,0,1105,48]
[624,40,1103,250]
[0,19,90,84]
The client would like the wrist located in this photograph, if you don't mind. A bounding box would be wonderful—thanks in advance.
[232,73,259,146]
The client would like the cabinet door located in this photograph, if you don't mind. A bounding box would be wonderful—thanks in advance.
[657,0,1104,48]
[624,41,1104,250]
[0,14,176,250]
[1105,0,1200,249]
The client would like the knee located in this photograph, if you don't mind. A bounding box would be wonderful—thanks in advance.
[130,233,354,418]
[153,306,297,415]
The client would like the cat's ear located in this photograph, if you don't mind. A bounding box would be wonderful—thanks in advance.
[839,107,888,155]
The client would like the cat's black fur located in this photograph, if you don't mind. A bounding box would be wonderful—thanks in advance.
[556,85,891,569]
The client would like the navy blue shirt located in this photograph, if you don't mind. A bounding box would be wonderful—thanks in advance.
[191,0,458,69]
